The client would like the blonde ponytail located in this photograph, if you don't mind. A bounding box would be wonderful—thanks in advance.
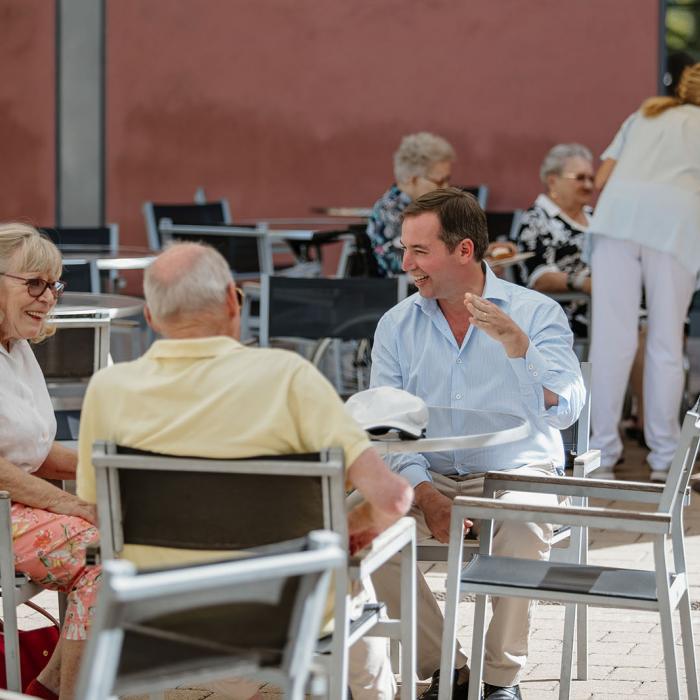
[641,62,700,118]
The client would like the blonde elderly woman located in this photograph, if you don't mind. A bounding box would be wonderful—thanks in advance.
[0,223,100,699]
[367,132,455,276]
[513,143,594,336]
[589,63,700,481]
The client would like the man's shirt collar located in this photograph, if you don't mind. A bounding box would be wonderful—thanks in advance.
[144,336,243,359]
[413,261,508,315]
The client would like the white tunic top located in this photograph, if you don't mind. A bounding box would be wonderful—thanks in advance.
[588,104,700,275]
[0,339,56,473]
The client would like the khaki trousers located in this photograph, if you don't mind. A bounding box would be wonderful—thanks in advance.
[371,463,559,688]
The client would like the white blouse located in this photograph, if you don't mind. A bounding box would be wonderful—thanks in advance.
[0,339,56,473]
[589,104,700,275]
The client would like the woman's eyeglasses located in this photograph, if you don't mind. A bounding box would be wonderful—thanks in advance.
[422,174,451,188]
[561,173,595,184]
[0,273,65,299]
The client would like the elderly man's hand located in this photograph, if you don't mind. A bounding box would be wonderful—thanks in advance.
[464,293,529,358]
[414,483,472,544]
[347,501,398,554]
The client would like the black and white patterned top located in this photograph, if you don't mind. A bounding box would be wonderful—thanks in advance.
[513,194,591,332]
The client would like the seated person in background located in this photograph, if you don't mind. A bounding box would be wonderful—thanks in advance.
[367,131,455,276]
[76,242,413,700]
[0,223,101,700]
[370,188,585,700]
[513,143,593,337]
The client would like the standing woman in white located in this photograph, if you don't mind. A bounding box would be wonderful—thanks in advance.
[588,63,700,480]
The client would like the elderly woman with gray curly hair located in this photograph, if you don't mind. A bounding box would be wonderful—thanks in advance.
[0,222,101,699]
[367,132,455,276]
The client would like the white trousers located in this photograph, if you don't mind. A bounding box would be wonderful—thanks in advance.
[589,236,695,469]
[370,464,558,688]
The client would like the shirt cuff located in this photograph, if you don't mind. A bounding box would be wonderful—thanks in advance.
[508,342,547,386]
[399,463,433,489]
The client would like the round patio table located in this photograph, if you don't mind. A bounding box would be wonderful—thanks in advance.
[370,406,529,456]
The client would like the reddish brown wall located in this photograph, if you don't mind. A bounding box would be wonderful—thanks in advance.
[1,1,658,244]
[0,1,54,224]
[108,0,659,246]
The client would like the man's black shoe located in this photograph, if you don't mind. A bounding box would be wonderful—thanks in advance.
[418,668,474,700]
[483,683,522,699]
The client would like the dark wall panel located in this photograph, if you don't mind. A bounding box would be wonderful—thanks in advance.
[107,0,658,245]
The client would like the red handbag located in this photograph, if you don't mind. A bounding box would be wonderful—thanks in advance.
[0,601,60,690]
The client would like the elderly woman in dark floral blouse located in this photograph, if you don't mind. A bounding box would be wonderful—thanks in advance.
[513,143,594,337]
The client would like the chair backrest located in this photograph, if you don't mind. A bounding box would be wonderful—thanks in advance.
[60,259,100,293]
[34,311,111,441]
[76,533,344,700]
[41,225,118,252]
[259,274,408,346]
[658,403,700,516]
[340,225,382,278]
[92,443,347,560]
[485,210,523,243]
[560,361,591,468]
[459,185,489,210]
[33,311,110,382]
[159,220,272,279]
[143,200,231,249]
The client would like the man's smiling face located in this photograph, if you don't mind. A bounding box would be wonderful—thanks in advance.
[400,212,467,300]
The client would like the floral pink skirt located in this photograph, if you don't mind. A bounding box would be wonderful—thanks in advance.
[11,503,101,641]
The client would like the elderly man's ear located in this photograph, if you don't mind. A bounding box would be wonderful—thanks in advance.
[144,305,158,333]
[226,282,241,318]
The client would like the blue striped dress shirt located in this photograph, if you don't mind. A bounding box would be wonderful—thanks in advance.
[370,265,585,487]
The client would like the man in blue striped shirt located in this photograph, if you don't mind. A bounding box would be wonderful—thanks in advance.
[369,188,585,700]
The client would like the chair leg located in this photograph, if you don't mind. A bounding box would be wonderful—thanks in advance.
[399,537,416,700]
[577,525,589,680]
[468,595,488,700]
[575,603,588,680]
[678,587,699,700]
[559,604,575,700]
[329,593,350,700]
[655,541,681,699]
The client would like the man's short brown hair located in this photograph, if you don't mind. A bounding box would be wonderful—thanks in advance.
[402,187,488,261]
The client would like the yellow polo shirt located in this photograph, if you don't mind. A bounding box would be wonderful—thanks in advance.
[77,336,371,568]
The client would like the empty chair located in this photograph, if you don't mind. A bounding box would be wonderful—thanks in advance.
[76,534,344,700]
[438,405,700,700]
[40,225,118,251]
[159,219,272,280]
[484,210,523,242]
[59,259,100,293]
[33,310,110,441]
[259,274,408,392]
[142,199,231,249]
[459,185,489,209]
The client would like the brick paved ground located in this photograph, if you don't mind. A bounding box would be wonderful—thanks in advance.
[20,437,700,699]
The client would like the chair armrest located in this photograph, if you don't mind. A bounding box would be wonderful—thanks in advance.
[573,449,601,476]
[451,495,671,535]
[483,471,667,504]
[349,517,415,579]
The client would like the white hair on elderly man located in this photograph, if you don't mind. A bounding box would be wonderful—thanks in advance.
[144,241,233,320]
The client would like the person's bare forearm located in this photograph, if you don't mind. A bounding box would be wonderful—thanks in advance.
[0,454,97,524]
[34,442,77,481]
[0,454,76,510]
[595,158,617,191]
[347,447,413,519]
[532,271,569,293]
